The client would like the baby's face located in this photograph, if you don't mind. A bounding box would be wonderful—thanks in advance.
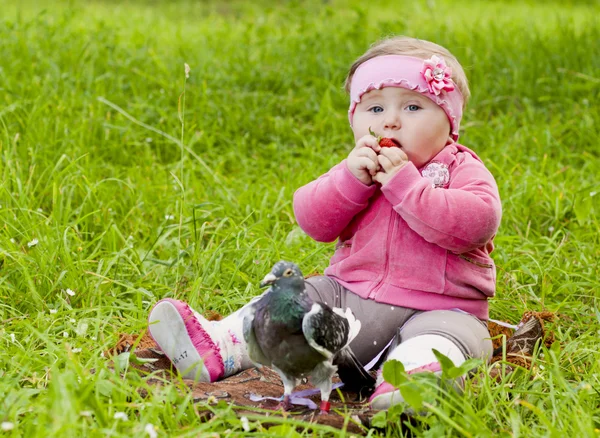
[352,87,452,168]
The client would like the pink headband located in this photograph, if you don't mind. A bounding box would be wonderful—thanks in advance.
[348,55,464,141]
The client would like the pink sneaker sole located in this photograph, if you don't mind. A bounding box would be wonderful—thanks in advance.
[148,299,224,382]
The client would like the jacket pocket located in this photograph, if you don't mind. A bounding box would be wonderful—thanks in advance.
[446,251,496,297]
[458,254,493,268]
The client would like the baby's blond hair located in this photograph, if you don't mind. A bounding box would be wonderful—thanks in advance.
[344,36,470,108]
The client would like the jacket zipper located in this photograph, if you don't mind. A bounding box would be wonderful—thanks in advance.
[369,212,396,299]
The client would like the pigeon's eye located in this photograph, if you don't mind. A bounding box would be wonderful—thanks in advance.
[283,269,294,277]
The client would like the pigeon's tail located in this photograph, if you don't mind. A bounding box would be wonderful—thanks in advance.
[335,347,376,397]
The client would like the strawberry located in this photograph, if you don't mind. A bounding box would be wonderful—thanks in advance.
[369,126,400,148]
[379,137,398,148]
[369,127,399,148]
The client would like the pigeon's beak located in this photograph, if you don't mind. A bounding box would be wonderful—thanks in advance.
[259,273,277,288]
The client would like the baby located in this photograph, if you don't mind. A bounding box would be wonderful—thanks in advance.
[148,36,502,411]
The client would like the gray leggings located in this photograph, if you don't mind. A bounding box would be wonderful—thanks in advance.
[304,276,493,365]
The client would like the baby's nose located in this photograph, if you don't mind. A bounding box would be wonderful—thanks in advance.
[383,112,401,129]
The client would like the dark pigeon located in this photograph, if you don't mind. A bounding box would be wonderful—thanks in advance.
[242,261,375,413]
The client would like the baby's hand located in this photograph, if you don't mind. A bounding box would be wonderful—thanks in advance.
[373,147,409,186]
[347,134,382,185]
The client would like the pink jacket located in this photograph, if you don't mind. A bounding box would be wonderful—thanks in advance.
[293,143,502,320]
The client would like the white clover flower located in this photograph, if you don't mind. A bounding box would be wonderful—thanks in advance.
[145,423,158,438]
[80,411,93,417]
[165,215,175,220]
[66,288,76,297]
[63,332,69,338]
[49,309,57,314]
[70,319,76,323]
[1,422,14,431]
[10,333,15,343]
[72,348,82,353]
[113,412,128,421]
[240,416,250,432]
[76,322,89,337]
[591,191,597,197]
[184,63,191,79]
[10,238,15,243]
[27,238,39,248]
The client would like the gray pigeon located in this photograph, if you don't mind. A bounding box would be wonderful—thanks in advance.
[242,261,374,413]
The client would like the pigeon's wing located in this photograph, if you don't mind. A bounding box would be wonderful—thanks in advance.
[331,306,361,344]
[242,301,270,366]
[301,303,350,360]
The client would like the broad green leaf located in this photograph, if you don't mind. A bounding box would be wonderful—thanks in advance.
[113,352,130,373]
[370,410,387,428]
[431,348,455,379]
[449,358,483,379]
[382,359,407,387]
[399,382,424,411]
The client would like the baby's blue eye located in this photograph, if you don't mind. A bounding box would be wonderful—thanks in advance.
[369,106,384,113]
[407,104,420,111]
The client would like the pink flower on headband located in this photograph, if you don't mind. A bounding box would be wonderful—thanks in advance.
[421,55,455,96]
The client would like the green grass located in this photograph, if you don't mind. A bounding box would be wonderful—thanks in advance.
[1,0,599,435]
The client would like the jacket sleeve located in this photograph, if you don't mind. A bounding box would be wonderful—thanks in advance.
[380,155,502,253]
[293,160,378,242]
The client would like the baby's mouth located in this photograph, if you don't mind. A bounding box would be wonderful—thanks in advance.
[379,137,402,148]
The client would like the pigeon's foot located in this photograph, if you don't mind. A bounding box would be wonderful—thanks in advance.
[278,395,293,412]
[148,299,224,382]
[319,400,331,415]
